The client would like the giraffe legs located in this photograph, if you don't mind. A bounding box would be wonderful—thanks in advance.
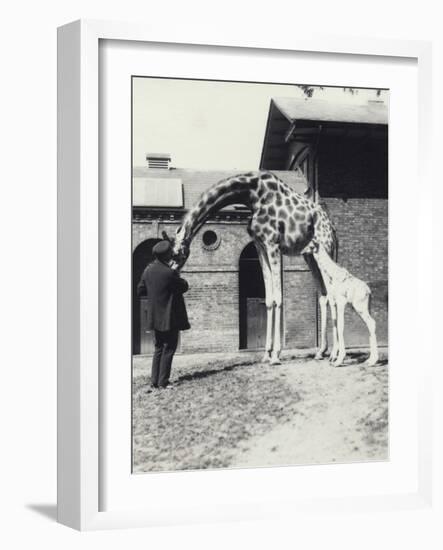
[353,294,378,366]
[269,253,283,365]
[328,298,339,363]
[271,307,282,364]
[315,294,329,359]
[255,240,282,365]
[263,306,274,363]
[254,241,274,363]
[316,271,339,364]
[332,299,346,367]
[303,253,330,360]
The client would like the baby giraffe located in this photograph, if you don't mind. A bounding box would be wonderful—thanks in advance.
[302,239,379,367]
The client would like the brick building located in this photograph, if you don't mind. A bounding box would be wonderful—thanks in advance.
[132,167,312,355]
[260,96,388,349]
[133,94,388,355]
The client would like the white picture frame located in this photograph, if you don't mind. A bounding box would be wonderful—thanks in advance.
[57,19,434,531]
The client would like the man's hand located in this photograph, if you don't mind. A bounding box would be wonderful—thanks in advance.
[169,260,180,271]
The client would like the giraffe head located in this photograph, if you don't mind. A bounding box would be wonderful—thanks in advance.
[162,228,190,268]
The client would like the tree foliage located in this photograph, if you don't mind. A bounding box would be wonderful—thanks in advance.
[295,84,383,98]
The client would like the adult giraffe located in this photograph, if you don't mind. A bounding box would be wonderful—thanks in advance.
[163,171,337,365]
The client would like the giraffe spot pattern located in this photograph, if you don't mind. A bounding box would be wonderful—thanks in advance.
[257,207,267,218]
[293,211,306,221]
[229,180,243,190]
[261,192,274,205]
[256,180,267,194]
[294,204,307,212]
[188,172,337,261]
[249,177,259,189]
[257,215,269,225]
[206,192,217,205]
[260,173,273,180]
[298,222,307,234]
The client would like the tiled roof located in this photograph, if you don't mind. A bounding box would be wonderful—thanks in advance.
[132,168,307,209]
[273,97,388,125]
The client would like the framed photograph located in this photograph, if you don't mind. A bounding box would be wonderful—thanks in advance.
[57,19,433,530]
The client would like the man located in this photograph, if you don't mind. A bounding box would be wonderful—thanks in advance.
[137,240,190,390]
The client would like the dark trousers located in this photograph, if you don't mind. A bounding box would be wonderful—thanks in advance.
[151,329,179,387]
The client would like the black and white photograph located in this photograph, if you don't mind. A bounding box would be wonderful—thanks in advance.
[131,77,389,473]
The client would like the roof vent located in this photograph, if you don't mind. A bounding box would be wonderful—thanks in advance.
[146,153,171,170]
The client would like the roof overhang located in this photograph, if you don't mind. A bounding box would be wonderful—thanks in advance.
[260,97,388,170]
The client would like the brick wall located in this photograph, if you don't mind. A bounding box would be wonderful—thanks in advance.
[179,222,247,352]
[132,166,388,354]
[283,267,318,348]
[180,272,239,353]
[133,219,319,354]
[133,221,250,354]
[318,131,388,347]
[322,198,388,347]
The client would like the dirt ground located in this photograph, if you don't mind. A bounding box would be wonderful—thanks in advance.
[132,349,388,473]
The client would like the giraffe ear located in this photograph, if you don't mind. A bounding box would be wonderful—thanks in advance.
[161,230,172,242]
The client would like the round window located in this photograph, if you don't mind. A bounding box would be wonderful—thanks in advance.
[202,230,221,250]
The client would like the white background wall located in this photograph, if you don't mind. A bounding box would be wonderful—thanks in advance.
[1,1,442,548]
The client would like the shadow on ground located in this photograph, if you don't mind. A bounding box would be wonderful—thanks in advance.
[26,504,57,522]
[176,363,246,384]
[173,351,388,385]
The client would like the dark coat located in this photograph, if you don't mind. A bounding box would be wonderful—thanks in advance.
[137,259,190,332]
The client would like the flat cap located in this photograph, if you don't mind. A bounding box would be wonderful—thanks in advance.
[153,240,172,258]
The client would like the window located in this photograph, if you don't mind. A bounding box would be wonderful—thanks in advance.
[202,230,220,250]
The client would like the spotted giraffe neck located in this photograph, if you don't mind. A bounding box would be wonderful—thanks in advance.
[176,173,259,246]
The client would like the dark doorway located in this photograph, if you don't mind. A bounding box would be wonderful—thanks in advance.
[239,242,266,350]
[132,238,161,355]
